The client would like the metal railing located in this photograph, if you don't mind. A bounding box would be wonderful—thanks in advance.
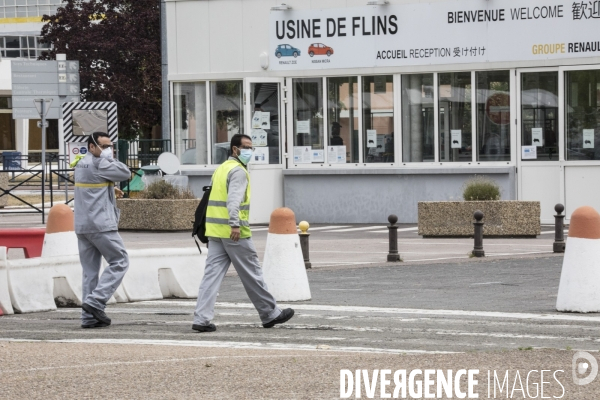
[117,139,171,169]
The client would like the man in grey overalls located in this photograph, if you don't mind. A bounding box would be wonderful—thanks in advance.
[74,132,131,328]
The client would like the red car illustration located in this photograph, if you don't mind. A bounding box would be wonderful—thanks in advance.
[308,43,334,57]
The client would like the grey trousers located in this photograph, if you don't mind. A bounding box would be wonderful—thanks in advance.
[77,231,129,324]
[193,237,281,326]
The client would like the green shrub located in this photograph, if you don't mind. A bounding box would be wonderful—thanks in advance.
[138,180,196,200]
[462,176,501,201]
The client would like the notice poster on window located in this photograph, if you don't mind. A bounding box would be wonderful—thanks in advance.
[531,128,543,147]
[522,146,537,160]
[583,129,594,148]
[251,129,268,147]
[367,130,377,148]
[451,130,462,149]
[252,112,262,129]
[260,112,271,130]
[328,146,346,163]
[252,147,269,164]
[296,120,310,134]
[312,149,324,162]
[293,146,311,163]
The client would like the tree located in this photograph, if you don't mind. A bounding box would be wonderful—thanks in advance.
[39,0,161,139]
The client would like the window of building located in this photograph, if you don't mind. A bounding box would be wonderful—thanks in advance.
[29,119,58,151]
[0,0,61,19]
[173,82,208,166]
[210,81,243,164]
[476,71,511,162]
[521,72,558,161]
[0,35,49,59]
[438,72,472,162]
[362,75,394,163]
[565,69,600,161]
[292,78,324,164]
[327,76,358,163]
[402,74,434,163]
[249,81,281,164]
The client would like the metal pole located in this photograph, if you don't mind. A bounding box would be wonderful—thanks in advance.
[298,221,311,269]
[160,0,170,141]
[472,210,484,257]
[41,101,46,224]
[553,203,566,253]
[387,214,401,262]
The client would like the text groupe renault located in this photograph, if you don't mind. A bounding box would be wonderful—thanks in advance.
[340,369,566,399]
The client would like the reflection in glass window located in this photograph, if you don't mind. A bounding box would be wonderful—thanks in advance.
[362,75,394,163]
[327,76,358,163]
[173,82,208,165]
[293,78,324,164]
[566,70,600,161]
[29,119,58,150]
[438,72,472,162]
[211,81,243,164]
[476,71,511,161]
[0,114,16,151]
[521,72,558,161]
[249,82,280,164]
[402,74,434,162]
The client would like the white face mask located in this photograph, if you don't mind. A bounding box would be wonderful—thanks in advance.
[100,148,113,160]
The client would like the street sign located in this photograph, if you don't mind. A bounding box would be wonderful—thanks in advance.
[11,60,80,119]
[12,108,61,119]
[34,99,53,117]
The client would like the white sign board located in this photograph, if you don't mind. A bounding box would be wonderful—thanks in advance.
[583,129,594,148]
[252,147,269,164]
[531,127,543,146]
[269,1,599,71]
[296,120,311,134]
[251,129,268,147]
[522,145,537,160]
[327,145,346,163]
[67,142,88,164]
[366,130,377,148]
[293,146,312,163]
[451,130,462,149]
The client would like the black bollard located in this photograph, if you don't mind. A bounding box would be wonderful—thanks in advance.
[387,214,401,262]
[472,210,485,257]
[298,221,311,269]
[553,204,566,253]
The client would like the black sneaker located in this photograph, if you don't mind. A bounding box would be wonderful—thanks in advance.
[82,303,111,325]
[263,308,295,328]
[81,321,110,329]
[192,323,216,332]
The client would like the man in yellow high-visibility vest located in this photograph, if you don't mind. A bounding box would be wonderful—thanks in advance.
[192,134,294,332]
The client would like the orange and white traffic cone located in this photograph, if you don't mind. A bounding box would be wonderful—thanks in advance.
[262,208,311,302]
[42,204,78,257]
[556,206,600,312]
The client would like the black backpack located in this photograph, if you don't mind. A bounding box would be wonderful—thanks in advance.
[192,185,212,253]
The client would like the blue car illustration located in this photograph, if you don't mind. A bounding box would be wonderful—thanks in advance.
[275,44,300,58]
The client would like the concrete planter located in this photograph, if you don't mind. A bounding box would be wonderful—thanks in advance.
[117,198,200,231]
[418,201,541,237]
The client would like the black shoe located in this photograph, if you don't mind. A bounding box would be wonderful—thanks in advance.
[81,321,110,329]
[192,323,216,332]
[82,303,111,325]
[263,308,295,328]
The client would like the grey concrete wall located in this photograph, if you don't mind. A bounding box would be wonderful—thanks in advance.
[283,168,515,224]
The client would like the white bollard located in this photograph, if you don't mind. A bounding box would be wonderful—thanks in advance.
[0,247,14,315]
[42,204,78,258]
[262,207,311,301]
[556,206,600,312]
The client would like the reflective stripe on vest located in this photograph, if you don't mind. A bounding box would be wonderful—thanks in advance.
[205,160,251,238]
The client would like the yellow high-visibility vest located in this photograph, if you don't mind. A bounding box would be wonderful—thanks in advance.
[205,159,251,238]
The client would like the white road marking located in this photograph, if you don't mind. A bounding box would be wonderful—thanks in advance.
[470,282,503,286]
[325,226,386,232]
[369,227,420,233]
[0,338,456,355]
[539,230,569,235]
[301,225,351,231]
[250,227,270,231]
[129,301,600,323]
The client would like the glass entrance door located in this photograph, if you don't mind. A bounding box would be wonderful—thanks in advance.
[517,69,562,223]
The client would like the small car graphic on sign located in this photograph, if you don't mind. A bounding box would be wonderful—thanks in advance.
[533,138,540,143]
[585,140,592,144]
[308,43,334,57]
[452,140,459,145]
[275,44,301,58]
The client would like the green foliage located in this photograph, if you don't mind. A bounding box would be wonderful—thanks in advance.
[138,180,195,200]
[463,176,501,201]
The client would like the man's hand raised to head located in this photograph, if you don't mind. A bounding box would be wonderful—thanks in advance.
[230,227,241,242]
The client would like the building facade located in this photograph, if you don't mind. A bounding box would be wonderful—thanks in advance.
[0,1,63,163]
[167,0,600,224]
